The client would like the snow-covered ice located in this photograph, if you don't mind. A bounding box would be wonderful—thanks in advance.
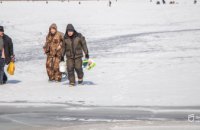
[0,0,200,106]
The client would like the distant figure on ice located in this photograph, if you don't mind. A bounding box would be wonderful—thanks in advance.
[43,24,63,82]
[109,0,112,7]
[156,1,160,4]
[169,1,175,4]
[162,0,166,4]
[194,0,197,4]
[0,26,15,85]
[61,24,89,87]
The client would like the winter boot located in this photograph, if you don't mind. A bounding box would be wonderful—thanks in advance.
[78,79,83,85]
[69,83,75,87]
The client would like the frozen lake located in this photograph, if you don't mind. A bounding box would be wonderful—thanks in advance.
[0,103,200,130]
[0,0,200,123]
[0,0,200,129]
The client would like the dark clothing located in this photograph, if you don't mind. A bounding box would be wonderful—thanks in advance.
[2,34,14,64]
[162,0,166,4]
[109,1,112,7]
[62,24,89,84]
[0,34,13,84]
[0,37,3,50]
[66,24,75,32]
[67,58,83,84]
[0,58,7,84]
[62,32,89,59]
[3,72,7,83]
[0,26,4,32]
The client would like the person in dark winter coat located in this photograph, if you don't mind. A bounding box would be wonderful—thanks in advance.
[62,24,89,87]
[0,26,15,85]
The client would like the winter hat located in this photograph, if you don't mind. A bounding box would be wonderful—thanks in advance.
[66,24,75,32]
[49,23,57,30]
[0,26,4,32]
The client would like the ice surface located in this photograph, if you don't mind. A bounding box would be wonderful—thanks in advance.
[0,0,200,106]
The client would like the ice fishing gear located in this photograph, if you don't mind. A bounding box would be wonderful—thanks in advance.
[59,61,66,73]
[59,61,68,79]
[83,59,89,68]
[7,61,15,75]
[87,59,96,70]
[82,59,96,70]
[61,72,68,80]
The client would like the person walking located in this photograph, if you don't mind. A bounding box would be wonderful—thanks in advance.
[43,23,63,82]
[0,26,15,85]
[62,24,89,87]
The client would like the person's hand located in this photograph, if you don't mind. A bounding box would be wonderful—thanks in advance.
[43,46,47,54]
[43,48,46,54]
[11,55,15,62]
[85,54,89,59]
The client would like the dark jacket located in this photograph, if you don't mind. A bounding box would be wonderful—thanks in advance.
[62,32,88,59]
[2,34,14,64]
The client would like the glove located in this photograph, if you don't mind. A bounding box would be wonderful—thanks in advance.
[85,54,89,59]
[11,55,15,62]
[61,56,64,61]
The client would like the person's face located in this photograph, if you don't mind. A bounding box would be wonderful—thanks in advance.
[0,31,3,37]
[68,31,74,37]
[50,28,56,35]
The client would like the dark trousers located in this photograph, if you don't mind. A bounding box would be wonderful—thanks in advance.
[67,58,83,84]
[0,58,7,84]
